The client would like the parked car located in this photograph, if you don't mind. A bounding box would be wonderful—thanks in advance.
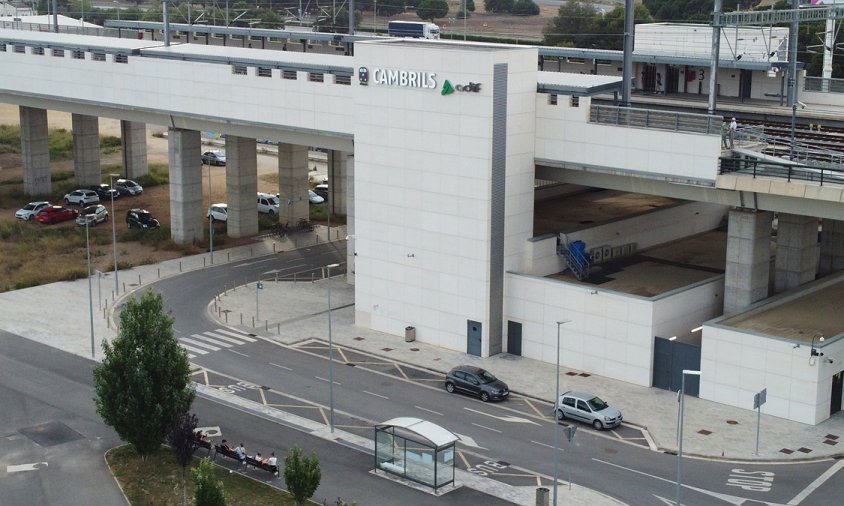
[208,203,228,222]
[15,201,50,221]
[202,150,227,166]
[89,183,120,201]
[444,365,509,402]
[257,193,280,214]
[308,190,325,204]
[554,391,623,430]
[313,184,329,200]
[64,189,100,206]
[36,205,78,224]
[126,208,160,229]
[76,204,108,226]
[114,179,143,196]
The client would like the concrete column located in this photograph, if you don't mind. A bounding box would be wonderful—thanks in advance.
[72,114,101,186]
[168,128,203,245]
[819,219,844,276]
[19,106,51,195]
[346,154,355,285]
[774,214,820,293]
[277,143,309,225]
[328,150,350,216]
[225,136,258,238]
[121,120,148,179]
[724,209,773,315]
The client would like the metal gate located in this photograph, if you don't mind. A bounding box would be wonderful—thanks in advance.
[652,337,701,396]
[467,320,482,357]
[507,321,522,356]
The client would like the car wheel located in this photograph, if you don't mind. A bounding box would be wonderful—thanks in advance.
[268,209,275,214]
[27,214,34,221]
[480,392,490,402]
[556,409,565,421]
[50,218,56,224]
[64,198,70,205]
[593,419,603,430]
[445,382,455,393]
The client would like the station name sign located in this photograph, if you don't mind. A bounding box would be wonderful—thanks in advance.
[358,66,482,95]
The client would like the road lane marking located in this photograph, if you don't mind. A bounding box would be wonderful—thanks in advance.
[190,334,232,347]
[180,337,220,351]
[6,462,47,473]
[471,422,502,433]
[180,344,209,355]
[415,405,443,416]
[787,460,844,505]
[530,440,564,451]
[363,390,389,399]
[457,451,471,468]
[269,362,292,371]
[522,398,546,418]
[212,329,257,342]
[204,331,254,345]
[464,407,541,425]
[454,433,487,450]
[228,349,249,357]
[315,376,341,385]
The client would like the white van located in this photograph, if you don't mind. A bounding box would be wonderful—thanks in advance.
[257,192,280,214]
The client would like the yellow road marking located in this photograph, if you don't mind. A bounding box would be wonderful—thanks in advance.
[395,364,410,380]
[523,398,546,418]
[457,451,471,468]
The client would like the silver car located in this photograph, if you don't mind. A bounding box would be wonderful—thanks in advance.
[554,391,622,430]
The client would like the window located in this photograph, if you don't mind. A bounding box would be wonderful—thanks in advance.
[570,96,580,108]
[232,65,248,75]
[72,50,85,60]
[282,70,297,80]
[0,43,6,52]
[335,74,351,85]
[596,59,612,66]
[563,397,576,408]
[14,44,25,53]
[52,48,65,57]
[568,57,585,64]
[548,94,557,106]
[32,47,44,55]
[257,67,272,77]
[114,54,128,63]
[92,52,106,61]
[308,72,324,83]
[576,400,589,412]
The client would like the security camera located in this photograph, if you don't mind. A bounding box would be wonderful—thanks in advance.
[797,101,807,109]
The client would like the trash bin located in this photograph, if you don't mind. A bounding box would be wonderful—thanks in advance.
[405,326,416,343]
[535,487,550,506]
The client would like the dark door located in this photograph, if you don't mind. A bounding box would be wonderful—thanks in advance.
[507,321,522,356]
[641,64,656,93]
[740,69,752,101]
[832,371,843,415]
[652,336,701,396]
[467,320,482,357]
[666,65,680,94]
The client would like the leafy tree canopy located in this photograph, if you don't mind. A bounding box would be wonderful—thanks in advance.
[484,0,514,14]
[511,0,539,16]
[284,445,322,506]
[416,0,449,22]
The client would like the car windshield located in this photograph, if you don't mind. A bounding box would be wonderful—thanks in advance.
[126,180,138,187]
[588,396,609,411]
[477,370,497,384]
[84,206,98,214]
[23,204,37,210]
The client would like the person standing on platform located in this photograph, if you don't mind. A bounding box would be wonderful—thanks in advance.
[721,120,730,149]
[729,117,738,148]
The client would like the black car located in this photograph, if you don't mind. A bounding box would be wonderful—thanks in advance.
[445,365,509,402]
[126,208,160,229]
[89,184,120,201]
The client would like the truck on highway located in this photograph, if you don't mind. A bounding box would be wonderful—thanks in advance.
[387,21,440,39]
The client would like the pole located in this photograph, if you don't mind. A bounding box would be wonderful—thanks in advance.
[791,103,797,160]
[787,0,799,107]
[553,322,561,506]
[755,404,761,456]
[621,0,633,106]
[349,0,355,35]
[163,0,171,46]
[708,0,722,114]
[207,162,214,263]
[676,374,685,506]
[327,263,340,432]
[256,283,260,322]
[86,219,95,358]
[463,0,467,41]
[52,0,58,32]
[109,174,119,295]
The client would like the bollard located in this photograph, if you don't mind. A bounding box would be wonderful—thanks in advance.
[122,281,125,293]
[311,273,315,283]
[265,320,268,332]
[252,316,255,328]
[158,268,161,279]
[204,257,206,267]
[225,312,228,323]
[179,261,182,272]
[277,323,280,335]
[273,243,276,253]
[138,274,141,285]
[293,273,297,284]
[250,247,253,257]
[275,273,278,283]
[228,252,230,262]
[240,313,243,325]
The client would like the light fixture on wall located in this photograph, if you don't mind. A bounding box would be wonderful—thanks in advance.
[792,343,801,350]
[827,358,834,365]
[810,333,825,366]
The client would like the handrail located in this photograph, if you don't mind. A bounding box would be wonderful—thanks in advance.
[590,105,722,135]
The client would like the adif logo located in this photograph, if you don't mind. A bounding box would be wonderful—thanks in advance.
[441,79,481,96]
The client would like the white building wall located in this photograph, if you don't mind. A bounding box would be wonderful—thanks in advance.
[652,277,724,341]
[535,95,722,182]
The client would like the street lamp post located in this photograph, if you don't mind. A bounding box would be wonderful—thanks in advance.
[676,369,701,506]
[85,217,95,358]
[207,161,213,263]
[553,319,571,506]
[326,262,340,433]
[108,173,120,296]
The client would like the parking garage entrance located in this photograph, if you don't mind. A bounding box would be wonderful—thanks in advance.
[652,336,701,396]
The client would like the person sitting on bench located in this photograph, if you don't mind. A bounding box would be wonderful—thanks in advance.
[264,452,277,466]
[220,439,231,451]
[235,443,247,465]
[195,430,210,443]
[254,452,263,463]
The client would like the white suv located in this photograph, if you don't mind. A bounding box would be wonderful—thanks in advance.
[64,189,100,206]
[257,193,280,214]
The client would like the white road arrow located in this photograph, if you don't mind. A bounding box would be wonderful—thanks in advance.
[454,432,487,450]
[463,407,540,425]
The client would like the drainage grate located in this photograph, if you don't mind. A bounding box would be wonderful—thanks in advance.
[823,439,838,445]
[780,448,794,454]
[19,421,84,447]
[698,429,712,436]
[797,447,812,454]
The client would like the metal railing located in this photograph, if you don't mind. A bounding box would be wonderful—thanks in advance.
[804,76,844,94]
[590,105,722,135]
[719,156,844,186]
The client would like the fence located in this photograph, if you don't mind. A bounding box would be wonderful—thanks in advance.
[804,76,844,94]
[719,156,844,186]
[590,105,722,135]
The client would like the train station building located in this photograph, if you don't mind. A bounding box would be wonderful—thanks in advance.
[0,20,842,425]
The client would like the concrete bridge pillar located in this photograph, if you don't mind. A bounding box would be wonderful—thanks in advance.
[277,143,309,225]
[19,106,51,196]
[724,209,773,315]
[224,136,258,238]
[327,150,352,216]
[774,214,819,293]
[168,128,203,245]
[72,114,101,186]
[818,219,844,276]
[121,120,148,179]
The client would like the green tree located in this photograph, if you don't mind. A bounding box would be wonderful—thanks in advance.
[592,3,654,50]
[466,0,475,12]
[193,458,227,506]
[511,0,539,16]
[93,289,194,460]
[416,0,449,22]
[484,0,513,14]
[284,445,321,506]
[543,0,597,47]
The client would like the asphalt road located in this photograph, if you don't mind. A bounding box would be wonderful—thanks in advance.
[144,243,844,506]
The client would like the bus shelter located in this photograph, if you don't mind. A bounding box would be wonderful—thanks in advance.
[374,417,458,491]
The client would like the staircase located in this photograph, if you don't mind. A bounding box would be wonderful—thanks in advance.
[558,239,591,281]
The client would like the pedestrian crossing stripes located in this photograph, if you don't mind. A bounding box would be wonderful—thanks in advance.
[180,328,256,358]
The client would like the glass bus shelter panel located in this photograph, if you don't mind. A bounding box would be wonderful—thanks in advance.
[436,446,455,489]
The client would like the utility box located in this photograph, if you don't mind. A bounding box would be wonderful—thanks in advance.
[535,487,550,506]
[405,326,416,342]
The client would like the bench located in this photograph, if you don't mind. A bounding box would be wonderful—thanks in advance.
[379,461,405,475]
[213,444,245,469]
[245,456,279,477]
[195,438,213,455]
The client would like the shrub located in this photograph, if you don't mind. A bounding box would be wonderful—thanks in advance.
[193,458,227,506]
[511,0,539,15]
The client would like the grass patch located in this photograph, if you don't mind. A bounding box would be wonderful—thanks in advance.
[310,206,346,225]
[136,164,169,188]
[106,445,302,506]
